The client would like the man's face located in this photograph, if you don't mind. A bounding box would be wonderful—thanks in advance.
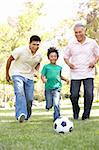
[29,41,40,54]
[74,26,86,43]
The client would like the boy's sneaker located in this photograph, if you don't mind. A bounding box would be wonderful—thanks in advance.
[18,114,25,123]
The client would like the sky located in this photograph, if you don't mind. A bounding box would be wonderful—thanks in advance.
[0,0,89,75]
[0,0,88,24]
[0,0,25,23]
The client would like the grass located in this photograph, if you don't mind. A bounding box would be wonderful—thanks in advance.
[0,108,99,150]
[0,105,99,113]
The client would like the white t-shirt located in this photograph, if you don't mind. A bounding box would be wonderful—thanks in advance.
[10,46,42,80]
[64,37,99,79]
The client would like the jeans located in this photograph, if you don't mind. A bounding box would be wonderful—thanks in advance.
[12,75,34,120]
[45,89,61,121]
[70,78,94,119]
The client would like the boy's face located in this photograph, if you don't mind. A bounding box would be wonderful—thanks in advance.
[48,52,58,64]
[29,41,40,54]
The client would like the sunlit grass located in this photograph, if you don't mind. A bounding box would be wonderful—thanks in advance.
[0,109,99,150]
[0,105,99,113]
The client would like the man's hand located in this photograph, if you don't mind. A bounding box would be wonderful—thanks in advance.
[6,74,11,82]
[66,79,69,84]
[64,58,76,69]
[68,63,76,69]
[88,62,95,68]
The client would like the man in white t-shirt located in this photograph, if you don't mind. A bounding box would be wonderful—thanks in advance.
[64,24,99,120]
[6,35,42,123]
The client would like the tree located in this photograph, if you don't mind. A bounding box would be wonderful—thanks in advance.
[77,0,99,43]
[0,0,44,83]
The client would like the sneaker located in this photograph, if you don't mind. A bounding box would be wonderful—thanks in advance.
[18,114,25,123]
[46,108,49,112]
[82,116,89,120]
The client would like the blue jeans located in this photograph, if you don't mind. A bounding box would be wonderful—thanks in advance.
[70,78,94,119]
[45,89,61,121]
[12,75,34,120]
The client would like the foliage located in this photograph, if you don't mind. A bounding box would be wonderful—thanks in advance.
[77,0,99,43]
[0,0,44,83]
[0,0,99,102]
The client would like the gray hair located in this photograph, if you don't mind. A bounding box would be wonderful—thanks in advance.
[73,23,85,30]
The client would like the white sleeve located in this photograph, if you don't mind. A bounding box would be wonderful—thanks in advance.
[93,40,99,56]
[11,47,23,60]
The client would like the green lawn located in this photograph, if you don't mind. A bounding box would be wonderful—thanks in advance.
[0,105,99,113]
[0,108,99,150]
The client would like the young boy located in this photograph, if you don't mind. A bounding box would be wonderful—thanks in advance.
[41,47,69,121]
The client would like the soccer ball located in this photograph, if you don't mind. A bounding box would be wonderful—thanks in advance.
[53,117,74,134]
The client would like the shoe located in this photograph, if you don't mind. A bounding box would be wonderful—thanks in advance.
[74,117,79,120]
[82,118,89,121]
[46,108,49,112]
[82,117,89,120]
[74,113,79,119]
[18,114,25,123]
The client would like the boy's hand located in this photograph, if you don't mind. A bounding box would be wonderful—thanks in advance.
[43,77,47,83]
[41,76,47,83]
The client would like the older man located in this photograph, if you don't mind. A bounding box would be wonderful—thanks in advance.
[64,24,99,120]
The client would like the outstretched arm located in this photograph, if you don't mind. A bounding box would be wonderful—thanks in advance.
[6,55,15,82]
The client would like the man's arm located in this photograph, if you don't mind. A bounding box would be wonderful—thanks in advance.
[35,63,40,71]
[33,63,40,77]
[89,40,99,68]
[89,56,99,68]
[60,75,69,84]
[64,58,76,69]
[6,55,15,82]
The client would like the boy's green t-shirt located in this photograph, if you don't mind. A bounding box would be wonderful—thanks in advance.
[41,63,62,90]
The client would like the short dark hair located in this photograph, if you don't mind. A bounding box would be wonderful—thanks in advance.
[47,47,59,59]
[30,35,41,43]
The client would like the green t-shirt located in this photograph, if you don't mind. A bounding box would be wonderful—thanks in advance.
[41,63,62,90]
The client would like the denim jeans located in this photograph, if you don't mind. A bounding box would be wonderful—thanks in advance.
[45,89,61,121]
[12,75,34,120]
[70,78,94,119]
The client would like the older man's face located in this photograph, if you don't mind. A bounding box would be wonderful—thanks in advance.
[74,26,86,43]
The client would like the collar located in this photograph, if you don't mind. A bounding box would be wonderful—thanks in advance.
[74,37,91,45]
